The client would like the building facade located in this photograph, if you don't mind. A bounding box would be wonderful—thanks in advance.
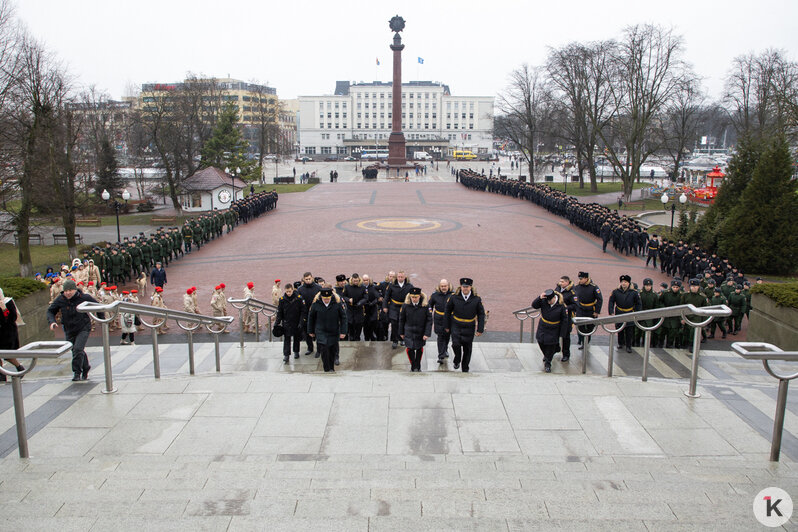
[298,81,493,159]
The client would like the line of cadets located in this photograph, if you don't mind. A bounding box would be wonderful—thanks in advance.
[272,271,486,373]
[459,170,755,371]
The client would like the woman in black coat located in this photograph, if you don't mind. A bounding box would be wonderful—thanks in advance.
[275,283,307,363]
[531,290,569,373]
[428,279,453,364]
[0,288,24,381]
[399,288,432,372]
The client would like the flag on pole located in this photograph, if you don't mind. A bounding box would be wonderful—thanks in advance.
[418,57,424,64]
[376,57,380,66]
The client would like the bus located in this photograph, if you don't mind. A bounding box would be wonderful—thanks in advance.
[361,149,388,160]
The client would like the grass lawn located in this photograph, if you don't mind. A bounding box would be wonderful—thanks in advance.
[249,183,316,194]
[0,243,72,278]
[544,181,650,196]
[97,213,194,226]
[602,199,709,212]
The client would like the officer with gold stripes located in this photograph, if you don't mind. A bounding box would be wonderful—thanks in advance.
[444,278,486,372]
[382,270,414,349]
[428,279,454,364]
[608,274,642,353]
[572,271,603,349]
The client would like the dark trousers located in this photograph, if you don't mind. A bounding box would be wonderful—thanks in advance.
[66,327,91,375]
[388,318,400,343]
[318,342,337,371]
[646,254,657,267]
[436,331,450,359]
[407,348,423,370]
[709,320,727,337]
[305,325,314,352]
[561,332,571,356]
[452,343,473,372]
[283,333,301,357]
[616,324,634,348]
[348,322,363,341]
[539,342,559,363]
[363,319,377,341]
[576,323,593,345]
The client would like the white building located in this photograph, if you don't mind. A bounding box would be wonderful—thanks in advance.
[180,167,246,212]
[298,81,494,159]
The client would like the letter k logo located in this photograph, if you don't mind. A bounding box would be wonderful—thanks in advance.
[765,496,783,517]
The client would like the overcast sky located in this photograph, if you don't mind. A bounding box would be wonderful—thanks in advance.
[16,0,798,102]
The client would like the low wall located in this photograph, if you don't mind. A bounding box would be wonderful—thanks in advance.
[14,289,52,346]
[748,293,798,350]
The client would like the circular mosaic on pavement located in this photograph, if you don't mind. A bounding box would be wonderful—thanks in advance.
[336,217,462,234]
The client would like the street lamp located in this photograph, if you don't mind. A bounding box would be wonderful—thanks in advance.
[661,192,688,234]
[102,188,130,244]
[225,166,240,199]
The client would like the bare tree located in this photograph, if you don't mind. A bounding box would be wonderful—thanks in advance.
[250,82,280,164]
[662,76,704,180]
[547,40,615,191]
[496,64,552,181]
[138,89,183,211]
[596,24,687,200]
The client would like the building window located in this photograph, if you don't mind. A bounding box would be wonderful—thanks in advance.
[469,124,474,129]
[327,112,332,118]
[328,123,332,129]
[320,123,324,129]
[446,123,450,129]
[469,113,474,119]
[337,146,348,154]
[321,147,332,154]
[335,123,339,128]
[305,147,316,154]
[357,123,361,128]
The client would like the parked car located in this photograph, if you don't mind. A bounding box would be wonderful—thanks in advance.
[343,156,357,161]
[296,156,312,162]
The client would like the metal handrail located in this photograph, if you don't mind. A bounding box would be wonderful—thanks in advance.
[78,300,234,392]
[0,341,73,458]
[571,304,731,395]
[512,306,541,343]
[731,342,798,461]
[227,296,278,347]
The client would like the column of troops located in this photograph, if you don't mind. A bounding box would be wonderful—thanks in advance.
[458,170,755,370]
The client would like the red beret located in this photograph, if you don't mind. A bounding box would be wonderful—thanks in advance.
[88,281,94,286]
[186,288,192,295]
[191,286,197,291]
[220,283,226,289]
[100,282,106,285]
[131,290,137,293]
[247,282,254,289]
[122,291,129,295]
[215,285,221,290]
[274,279,281,283]
[155,286,163,292]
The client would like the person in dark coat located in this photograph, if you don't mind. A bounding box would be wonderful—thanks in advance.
[46,279,104,382]
[150,261,167,288]
[360,275,380,341]
[382,271,414,348]
[554,276,577,361]
[307,288,347,372]
[428,279,453,364]
[342,274,368,341]
[275,283,306,363]
[298,272,321,356]
[531,290,569,372]
[0,288,25,381]
[573,271,602,349]
[399,287,432,372]
[608,274,642,353]
[444,278,486,373]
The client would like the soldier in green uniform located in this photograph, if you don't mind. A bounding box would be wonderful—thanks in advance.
[192,221,202,250]
[140,238,152,273]
[660,280,684,349]
[109,248,124,286]
[721,277,736,299]
[728,284,748,335]
[119,247,132,282]
[637,278,662,347]
[707,287,728,339]
[742,281,752,321]
[182,223,193,253]
[682,279,708,344]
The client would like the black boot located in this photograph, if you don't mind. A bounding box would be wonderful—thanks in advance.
[72,372,81,382]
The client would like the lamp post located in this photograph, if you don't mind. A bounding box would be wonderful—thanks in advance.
[661,192,688,234]
[102,188,130,244]
[225,166,240,200]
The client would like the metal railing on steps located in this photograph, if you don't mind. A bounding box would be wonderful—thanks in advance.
[78,300,234,393]
[227,296,278,347]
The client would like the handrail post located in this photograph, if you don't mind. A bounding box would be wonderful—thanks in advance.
[684,325,702,398]
[100,321,117,394]
[529,317,536,343]
[607,331,615,378]
[151,327,161,379]
[771,378,790,461]
[187,330,195,375]
[214,333,221,372]
[582,337,589,374]
[642,330,652,382]
[11,376,29,458]
[518,318,524,343]
[255,312,260,341]
[268,315,273,342]
[238,308,245,349]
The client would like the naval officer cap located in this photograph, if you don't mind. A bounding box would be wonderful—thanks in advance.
[459,278,473,286]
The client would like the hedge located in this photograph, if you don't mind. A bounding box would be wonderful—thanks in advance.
[0,277,49,299]
[750,282,798,310]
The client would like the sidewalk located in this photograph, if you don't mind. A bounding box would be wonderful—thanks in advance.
[1,340,796,530]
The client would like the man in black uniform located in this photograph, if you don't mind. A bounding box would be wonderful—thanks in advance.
[297,272,321,356]
[307,288,347,372]
[444,278,486,373]
[554,276,577,362]
[342,273,367,341]
[572,271,603,349]
[428,279,453,364]
[608,274,642,353]
[382,270,414,349]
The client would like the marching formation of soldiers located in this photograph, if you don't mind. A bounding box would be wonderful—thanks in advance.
[273,272,486,372]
